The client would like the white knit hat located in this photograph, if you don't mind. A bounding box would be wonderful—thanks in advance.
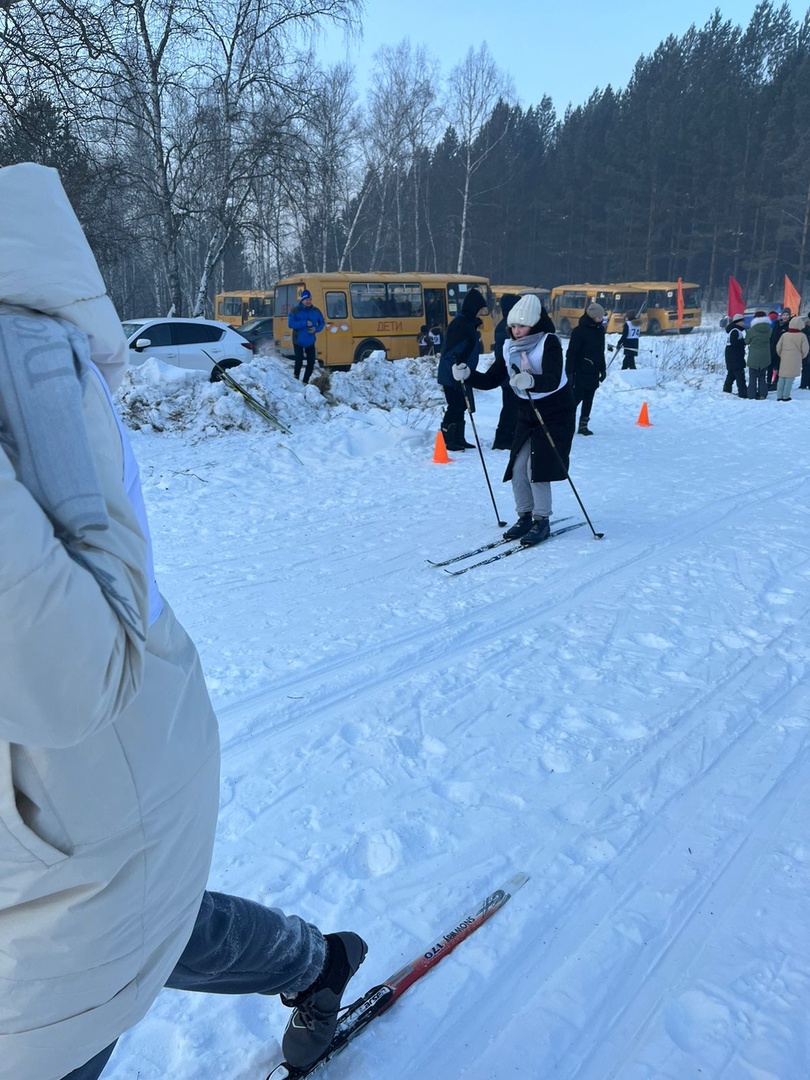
[506,293,542,328]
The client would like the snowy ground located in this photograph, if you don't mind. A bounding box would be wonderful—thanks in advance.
[106,327,810,1080]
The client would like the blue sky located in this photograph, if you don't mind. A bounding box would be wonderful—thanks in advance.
[312,0,805,117]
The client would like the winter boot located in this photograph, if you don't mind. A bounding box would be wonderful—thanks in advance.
[578,416,593,436]
[459,420,475,449]
[441,424,466,451]
[520,516,551,546]
[503,512,533,540]
[282,932,368,1070]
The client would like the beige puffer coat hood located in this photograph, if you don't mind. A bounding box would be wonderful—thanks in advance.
[0,164,220,1079]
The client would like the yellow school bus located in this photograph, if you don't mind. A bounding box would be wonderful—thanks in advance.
[603,285,650,333]
[214,289,275,327]
[611,281,702,334]
[273,273,495,367]
[549,284,616,336]
[491,285,550,320]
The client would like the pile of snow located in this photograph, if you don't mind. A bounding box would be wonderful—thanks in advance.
[116,352,445,438]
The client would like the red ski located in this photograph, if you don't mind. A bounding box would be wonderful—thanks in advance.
[267,872,529,1079]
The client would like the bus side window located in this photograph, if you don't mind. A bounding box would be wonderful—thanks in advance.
[325,291,347,319]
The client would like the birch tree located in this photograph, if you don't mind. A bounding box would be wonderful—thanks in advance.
[2,0,361,314]
[446,43,513,273]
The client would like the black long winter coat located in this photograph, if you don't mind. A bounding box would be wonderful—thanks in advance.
[566,313,607,391]
[770,319,790,365]
[469,308,575,483]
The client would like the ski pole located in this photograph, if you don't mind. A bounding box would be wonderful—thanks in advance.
[203,351,292,434]
[514,370,604,540]
[460,381,507,528]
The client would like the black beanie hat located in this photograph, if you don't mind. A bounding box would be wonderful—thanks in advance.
[499,293,521,319]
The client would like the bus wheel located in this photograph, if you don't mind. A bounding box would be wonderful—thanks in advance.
[353,339,385,364]
[558,318,571,336]
[646,318,662,335]
[209,358,242,383]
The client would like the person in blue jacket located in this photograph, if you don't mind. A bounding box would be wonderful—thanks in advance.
[288,290,325,383]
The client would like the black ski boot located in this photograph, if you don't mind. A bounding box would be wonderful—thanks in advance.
[459,421,475,449]
[520,516,551,545]
[442,424,466,451]
[503,512,533,540]
[282,932,368,1070]
[578,416,593,436]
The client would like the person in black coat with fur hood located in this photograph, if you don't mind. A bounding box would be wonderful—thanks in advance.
[451,293,575,546]
[436,287,488,451]
[566,303,607,435]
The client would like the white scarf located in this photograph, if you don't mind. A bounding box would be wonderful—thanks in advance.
[505,334,568,400]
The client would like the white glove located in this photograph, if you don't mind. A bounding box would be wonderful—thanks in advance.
[452,363,471,381]
[510,370,534,390]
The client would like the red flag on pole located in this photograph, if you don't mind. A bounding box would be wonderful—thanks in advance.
[728,276,744,318]
[676,277,684,329]
[783,274,801,315]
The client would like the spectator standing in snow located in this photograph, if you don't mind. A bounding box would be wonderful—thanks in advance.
[800,312,810,388]
[775,315,808,400]
[491,292,520,449]
[436,287,488,452]
[0,163,366,1080]
[615,310,641,369]
[566,302,607,435]
[288,289,325,383]
[451,293,575,546]
[723,313,748,397]
[769,307,791,392]
[745,310,772,399]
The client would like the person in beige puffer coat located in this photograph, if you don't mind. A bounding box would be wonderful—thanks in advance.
[774,315,809,401]
[0,164,366,1080]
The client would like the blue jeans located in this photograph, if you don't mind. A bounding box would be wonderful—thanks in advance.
[61,891,325,1080]
[777,375,795,399]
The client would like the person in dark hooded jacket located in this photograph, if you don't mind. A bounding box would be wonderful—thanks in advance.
[566,303,607,435]
[451,293,575,547]
[491,293,520,449]
[723,313,747,396]
[436,288,488,451]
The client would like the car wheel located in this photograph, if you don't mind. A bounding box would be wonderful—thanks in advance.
[209,358,242,383]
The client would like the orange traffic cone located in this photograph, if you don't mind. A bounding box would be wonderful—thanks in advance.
[433,430,453,463]
[636,402,652,427]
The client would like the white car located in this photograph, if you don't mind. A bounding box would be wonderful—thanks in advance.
[122,317,253,378]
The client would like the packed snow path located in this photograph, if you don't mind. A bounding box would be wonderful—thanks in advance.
[107,338,810,1079]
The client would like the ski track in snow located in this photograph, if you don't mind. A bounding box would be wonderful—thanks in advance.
[104,338,810,1080]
